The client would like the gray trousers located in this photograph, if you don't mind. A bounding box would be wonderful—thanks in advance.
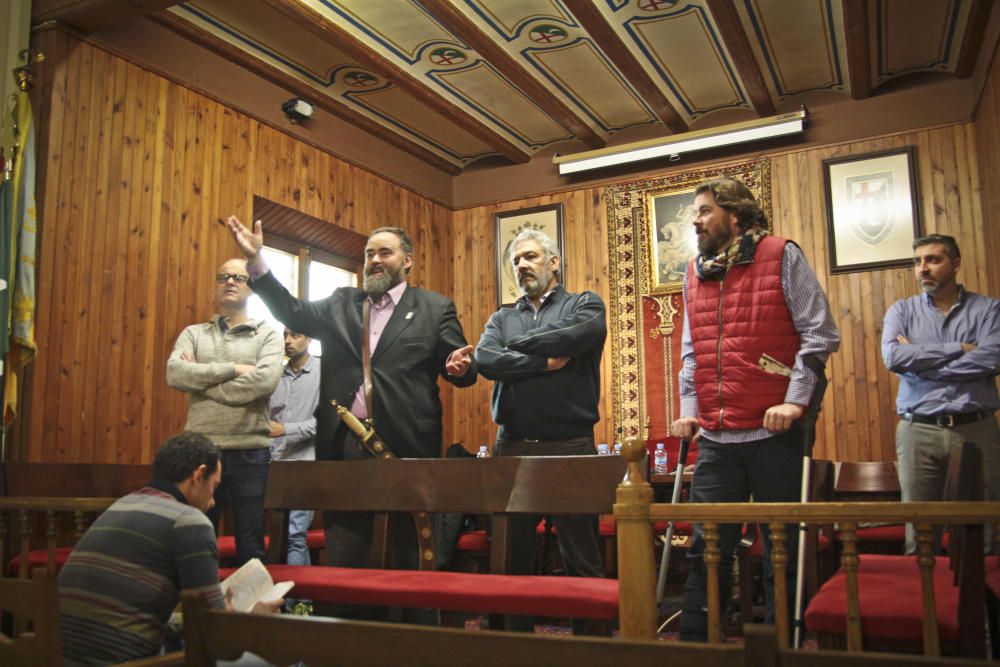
[896,414,1000,553]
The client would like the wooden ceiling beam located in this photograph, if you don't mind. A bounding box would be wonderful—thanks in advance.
[263,0,531,165]
[32,0,181,33]
[842,0,872,100]
[564,0,687,134]
[152,11,463,176]
[955,0,991,79]
[418,0,605,150]
[705,0,775,116]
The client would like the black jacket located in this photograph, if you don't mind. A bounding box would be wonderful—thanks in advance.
[475,285,605,440]
[250,271,476,459]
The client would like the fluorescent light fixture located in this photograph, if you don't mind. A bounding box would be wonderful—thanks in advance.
[553,108,807,175]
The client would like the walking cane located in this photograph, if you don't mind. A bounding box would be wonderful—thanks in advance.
[792,356,827,648]
[656,437,691,632]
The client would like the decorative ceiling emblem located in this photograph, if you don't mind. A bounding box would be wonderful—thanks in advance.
[637,0,678,12]
[428,47,468,66]
[846,172,895,246]
[529,25,568,44]
[344,71,380,88]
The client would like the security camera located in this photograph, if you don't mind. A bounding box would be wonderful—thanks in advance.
[282,98,314,123]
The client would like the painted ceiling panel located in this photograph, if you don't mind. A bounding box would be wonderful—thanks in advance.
[630,10,746,115]
[875,0,968,83]
[738,0,846,98]
[435,63,571,146]
[470,0,575,36]
[530,40,656,132]
[351,87,494,159]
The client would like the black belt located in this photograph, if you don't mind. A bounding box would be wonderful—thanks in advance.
[902,411,993,428]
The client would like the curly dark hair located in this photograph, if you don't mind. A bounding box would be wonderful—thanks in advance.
[152,433,220,484]
[695,178,769,231]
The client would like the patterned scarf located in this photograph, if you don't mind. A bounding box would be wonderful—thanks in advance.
[695,228,770,280]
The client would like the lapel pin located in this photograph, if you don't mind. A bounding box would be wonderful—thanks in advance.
[405,311,414,320]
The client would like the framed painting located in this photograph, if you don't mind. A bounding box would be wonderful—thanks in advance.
[823,147,922,274]
[494,204,564,307]
[647,187,699,293]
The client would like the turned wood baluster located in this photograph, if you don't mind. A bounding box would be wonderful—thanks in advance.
[616,438,656,640]
[18,509,31,579]
[73,511,88,542]
[703,521,722,643]
[768,522,789,648]
[45,510,58,572]
[0,511,7,579]
[839,521,862,651]
[915,522,940,656]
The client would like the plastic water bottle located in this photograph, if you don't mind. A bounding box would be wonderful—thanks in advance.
[653,442,668,474]
[597,443,610,456]
[477,445,489,459]
[613,443,622,455]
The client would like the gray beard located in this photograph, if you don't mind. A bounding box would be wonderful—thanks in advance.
[364,271,394,296]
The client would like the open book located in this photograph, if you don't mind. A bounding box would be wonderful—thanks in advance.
[219,558,295,612]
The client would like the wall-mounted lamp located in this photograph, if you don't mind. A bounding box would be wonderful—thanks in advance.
[281,98,314,123]
[552,108,807,175]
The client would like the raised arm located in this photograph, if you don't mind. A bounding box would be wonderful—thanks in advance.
[203,327,284,406]
[166,327,237,393]
[505,291,607,358]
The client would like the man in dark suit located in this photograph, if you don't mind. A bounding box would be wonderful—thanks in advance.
[223,216,477,573]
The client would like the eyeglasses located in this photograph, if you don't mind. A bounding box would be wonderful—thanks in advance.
[215,273,250,284]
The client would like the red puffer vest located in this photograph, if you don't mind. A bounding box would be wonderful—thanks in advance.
[686,235,800,431]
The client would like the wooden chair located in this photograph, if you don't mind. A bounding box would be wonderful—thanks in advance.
[804,442,987,657]
[0,568,62,666]
[180,589,745,667]
[833,461,904,555]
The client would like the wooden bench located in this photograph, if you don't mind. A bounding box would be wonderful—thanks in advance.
[612,438,1000,658]
[246,456,626,622]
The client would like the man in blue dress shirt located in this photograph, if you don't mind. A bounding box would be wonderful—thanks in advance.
[882,233,999,553]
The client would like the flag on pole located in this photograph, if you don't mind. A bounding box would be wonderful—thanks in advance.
[4,91,38,424]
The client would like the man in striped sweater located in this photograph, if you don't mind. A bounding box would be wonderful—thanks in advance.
[58,433,281,665]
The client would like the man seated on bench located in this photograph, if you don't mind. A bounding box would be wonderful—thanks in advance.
[58,433,283,666]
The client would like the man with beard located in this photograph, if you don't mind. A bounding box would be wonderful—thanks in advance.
[882,234,999,554]
[474,228,607,635]
[269,328,320,567]
[669,178,838,642]
[167,258,283,566]
[223,217,477,575]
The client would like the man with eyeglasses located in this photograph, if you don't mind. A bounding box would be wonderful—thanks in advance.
[166,258,283,566]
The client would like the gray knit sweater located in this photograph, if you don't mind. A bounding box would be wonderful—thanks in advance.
[166,315,283,449]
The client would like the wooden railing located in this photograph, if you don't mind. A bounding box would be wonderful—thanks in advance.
[0,497,116,578]
[614,438,1000,655]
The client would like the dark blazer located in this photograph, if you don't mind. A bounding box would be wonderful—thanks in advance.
[250,271,477,459]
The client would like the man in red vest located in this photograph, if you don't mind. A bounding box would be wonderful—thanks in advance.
[670,177,839,642]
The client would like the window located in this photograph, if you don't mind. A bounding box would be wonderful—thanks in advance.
[247,242,358,356]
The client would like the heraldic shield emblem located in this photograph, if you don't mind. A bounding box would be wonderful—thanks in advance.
[845,171,895,246]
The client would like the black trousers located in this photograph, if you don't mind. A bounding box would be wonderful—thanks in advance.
[493,434,604,635]
[679,425,803,642]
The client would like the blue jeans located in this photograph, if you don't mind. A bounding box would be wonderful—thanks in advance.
[679,426,803,642]
[287,509,315,566]
[208,448,270,567]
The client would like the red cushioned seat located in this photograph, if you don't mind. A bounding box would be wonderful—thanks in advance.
[306,529,324,549]
[805,554,965,641]
[986,556,1000,597]
[455,529,489,552]
[7,547,74,576]
[217,535,270,559]
[220,564,619,619]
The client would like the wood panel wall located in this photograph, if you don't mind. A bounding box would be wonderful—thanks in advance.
[15,30,998,465]
[450,124,990,463]
[13,31,452,463]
